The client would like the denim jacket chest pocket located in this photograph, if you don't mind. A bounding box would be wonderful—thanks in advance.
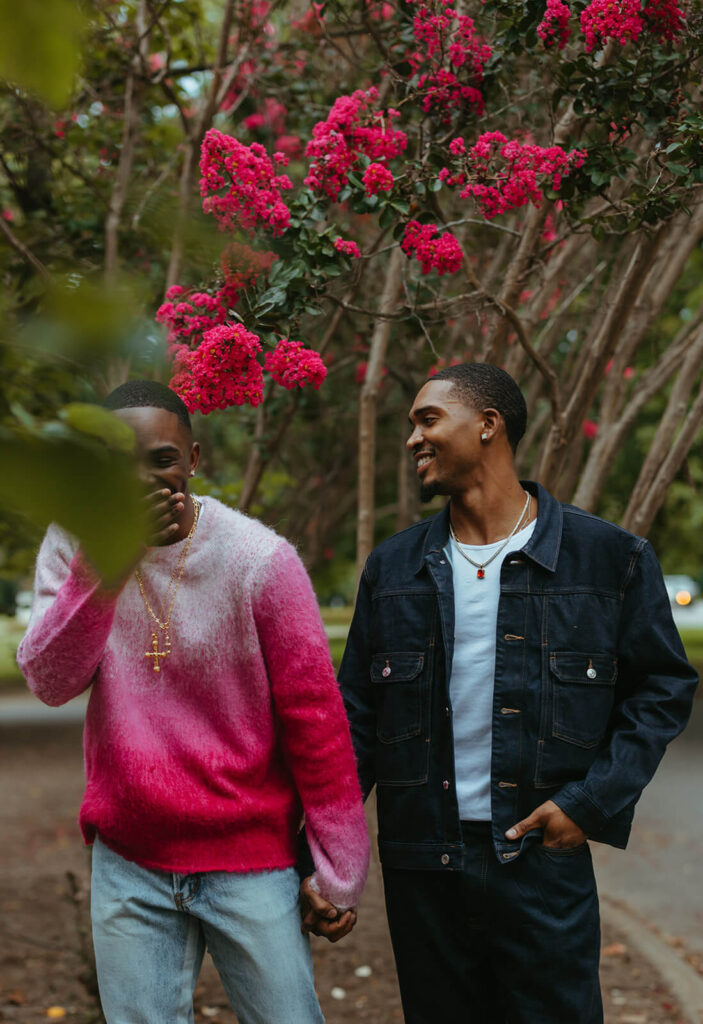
[370,652,430,786]
[550,651,618,748]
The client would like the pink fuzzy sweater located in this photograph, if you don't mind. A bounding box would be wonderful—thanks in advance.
[18,497,369,909]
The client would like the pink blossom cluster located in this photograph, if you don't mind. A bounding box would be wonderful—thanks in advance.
[362,162,395,195]
[580,0,684,52]
[304,87,407,201]
[156,286,228,347]
[264,338,327,390]
[416,72,484,117]
[537,0,572,49]
[170,323,265,413]
[442,132,586,220]
[400,220,464,275]
[334,238,362,258]
[642,0,685,39]
[243,98,287,137]
[242,99,302,159]
[219,243,278,305]
[200,128,293,236]
[366,0,395,20]
[405,0,491,117]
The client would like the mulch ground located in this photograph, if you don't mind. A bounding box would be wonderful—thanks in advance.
[0,722,687,1024]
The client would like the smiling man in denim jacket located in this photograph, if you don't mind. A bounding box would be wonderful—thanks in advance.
[338,362,697,1023]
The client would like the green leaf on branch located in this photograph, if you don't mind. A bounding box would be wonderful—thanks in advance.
[379,204,396,229]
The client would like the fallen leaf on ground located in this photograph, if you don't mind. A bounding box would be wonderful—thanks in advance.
[46,1009,66,1020]
[603,942,628,956]
[7,991,26,1006]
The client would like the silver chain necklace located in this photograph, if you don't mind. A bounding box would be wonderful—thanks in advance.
[449,492,531,580]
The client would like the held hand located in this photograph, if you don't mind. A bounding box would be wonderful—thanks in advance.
[300,877,357,943]
[505,800,587,850]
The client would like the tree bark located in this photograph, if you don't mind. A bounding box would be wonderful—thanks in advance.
[623,379,703,537]
[104,1,149,284]
[534,230,665,489]
[356,247,404,582]
[621,327,703,531]
[571,312,703,510]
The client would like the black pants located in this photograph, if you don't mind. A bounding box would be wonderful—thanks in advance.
[382,824,603,1024]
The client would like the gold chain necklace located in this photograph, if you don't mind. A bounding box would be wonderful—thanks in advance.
[449,492,530,580]
[135,496,201,672]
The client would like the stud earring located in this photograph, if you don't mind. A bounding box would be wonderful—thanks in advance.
[481,433,488,442]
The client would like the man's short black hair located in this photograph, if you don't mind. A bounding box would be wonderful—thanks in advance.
[430,362,527,452]
[103,380,191,433]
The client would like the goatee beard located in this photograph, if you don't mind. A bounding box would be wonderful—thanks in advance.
[419,480,443,503]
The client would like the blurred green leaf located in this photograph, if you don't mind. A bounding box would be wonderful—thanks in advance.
[15,276,147,365]
[59,404,136,453]
[0,0,87,106]
[2,436,147,581]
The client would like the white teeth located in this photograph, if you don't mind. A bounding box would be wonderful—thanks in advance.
[417,455,434,467]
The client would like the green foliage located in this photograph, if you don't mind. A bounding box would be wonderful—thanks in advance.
[0,0,87,106]
[0,615,24,687]
[3,433,147,581]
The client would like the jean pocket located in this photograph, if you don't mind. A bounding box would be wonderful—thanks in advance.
[536,841,589,859]
[550,651,617,748]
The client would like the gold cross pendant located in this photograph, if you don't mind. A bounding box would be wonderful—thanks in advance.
[145,633,168,672]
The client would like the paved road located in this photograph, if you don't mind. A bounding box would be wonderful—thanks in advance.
[592,699,703,954]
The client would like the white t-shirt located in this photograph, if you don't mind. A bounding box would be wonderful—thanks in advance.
[444,519,536,820]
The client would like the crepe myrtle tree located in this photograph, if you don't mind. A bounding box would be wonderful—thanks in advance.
[152,0,703,572]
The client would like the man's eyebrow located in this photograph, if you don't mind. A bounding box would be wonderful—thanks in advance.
[148,444,181,455]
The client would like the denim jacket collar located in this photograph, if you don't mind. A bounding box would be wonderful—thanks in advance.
[416,480,562,575]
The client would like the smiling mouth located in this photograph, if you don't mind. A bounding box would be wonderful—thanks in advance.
[415,451,435,473]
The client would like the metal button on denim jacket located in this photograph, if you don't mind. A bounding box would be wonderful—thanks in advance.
[340,481,698,870]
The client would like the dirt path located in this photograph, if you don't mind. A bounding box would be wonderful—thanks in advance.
[0,723,686,1024]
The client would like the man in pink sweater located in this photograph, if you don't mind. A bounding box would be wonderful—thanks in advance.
[18,380,369,1024]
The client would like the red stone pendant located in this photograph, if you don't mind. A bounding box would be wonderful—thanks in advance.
[477,568,485,579]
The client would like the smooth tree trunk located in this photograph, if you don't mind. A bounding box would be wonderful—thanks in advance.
[356,247,405,582]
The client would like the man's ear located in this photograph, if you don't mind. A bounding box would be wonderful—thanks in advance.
[480,407,501,442]
[190,441,200,475]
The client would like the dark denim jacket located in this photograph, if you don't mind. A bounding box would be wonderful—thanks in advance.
[339,481,698,869]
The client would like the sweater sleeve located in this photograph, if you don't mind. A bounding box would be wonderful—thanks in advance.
[17,524,122,706]
[253,541,370,909]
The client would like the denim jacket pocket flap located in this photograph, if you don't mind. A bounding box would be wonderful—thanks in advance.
[371,652,424,684]
[550,651,618,748]
[550,652,617,686]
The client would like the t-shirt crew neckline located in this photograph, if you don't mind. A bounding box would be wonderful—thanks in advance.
[450,517,536,555]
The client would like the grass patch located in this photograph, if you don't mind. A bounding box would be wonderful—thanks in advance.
[320,606,354,627]
[0,615,25,688]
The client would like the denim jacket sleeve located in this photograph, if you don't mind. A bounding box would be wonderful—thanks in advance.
[339,564,376,800]
[552,538,698,836]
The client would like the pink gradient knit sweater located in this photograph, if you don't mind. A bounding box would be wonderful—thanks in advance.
[17,497,369,909]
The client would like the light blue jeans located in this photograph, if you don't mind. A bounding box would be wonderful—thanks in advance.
[91,837,325,1024]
